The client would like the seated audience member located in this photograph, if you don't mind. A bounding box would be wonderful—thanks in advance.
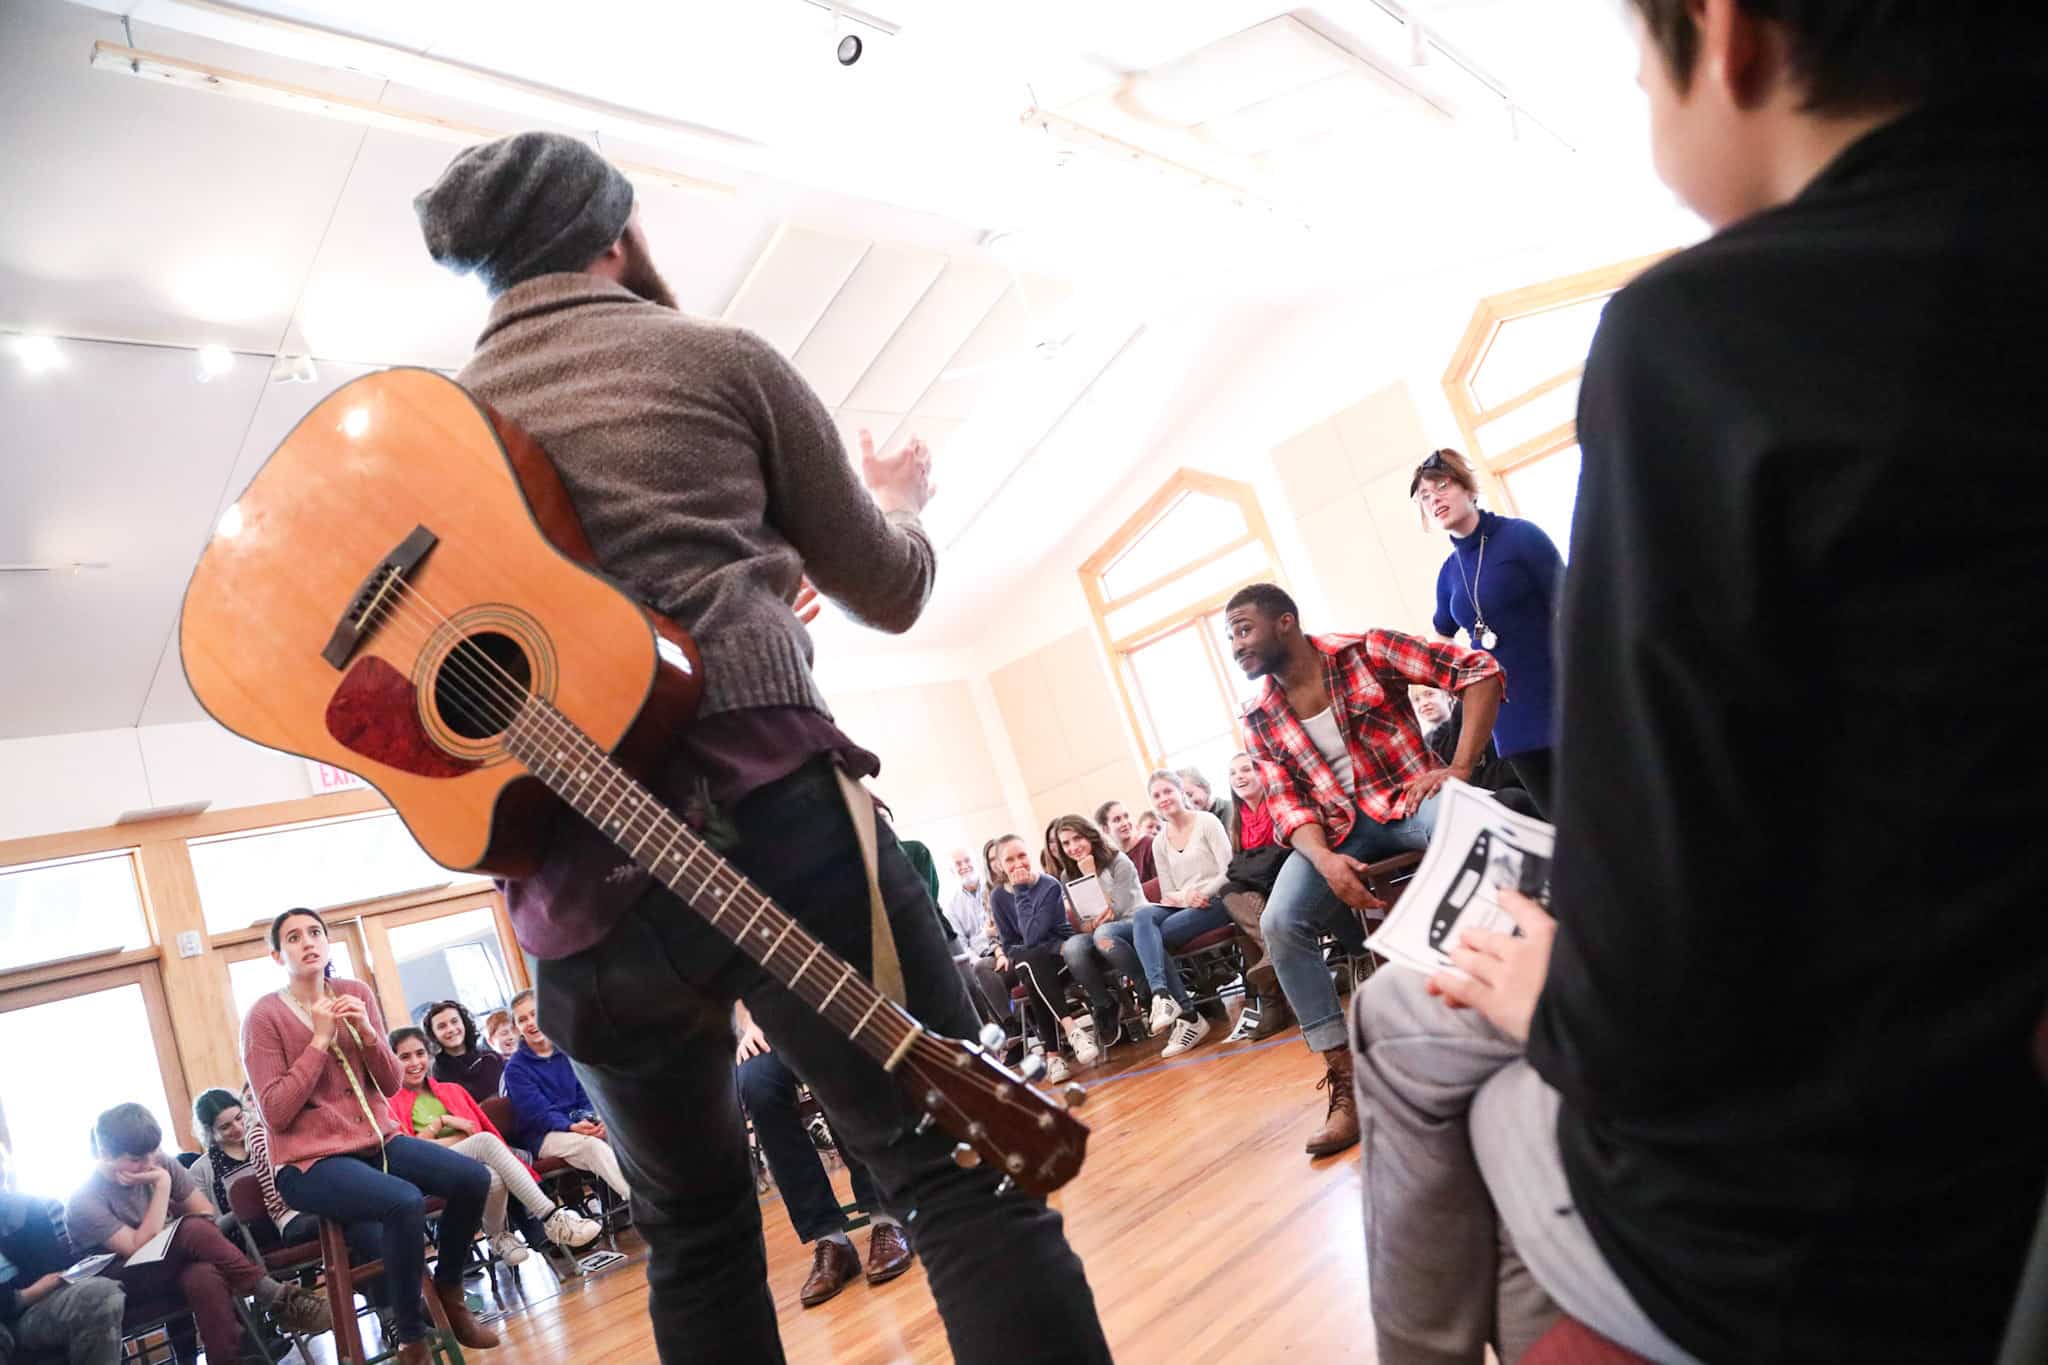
[1137,772,1233,1057]
[1048,815,1150,1056]
[1224,581,1503,1157]
[1220,752,1295,1042]
[733,1003,910,1307]
[941,849,1011,1033]
[1094,799,1162,902]
[186,1088,254,1230]
[1135,810,1162,843]
[502,990,633,1202]
[989,835,1081,1083]
[1175,766,1230,832]
[386,1028,601,1265]
[0,1183,126,1365]
[483,1009,519,1060]
[236,1089,326,1251]
[1412,686,1526,803]
[1353,8,2048,1363]
[424,1000,505,1105]
[67,1103,331,1365]
[243,907,497,1363]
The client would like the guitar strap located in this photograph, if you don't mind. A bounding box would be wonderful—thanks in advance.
[834,764,906,1006]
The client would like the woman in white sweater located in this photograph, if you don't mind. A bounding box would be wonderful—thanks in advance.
[1137,770,1234,1056]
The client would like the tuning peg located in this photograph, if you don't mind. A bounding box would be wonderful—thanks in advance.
[913,1113,935,1135]
[978,1022,1007,1052]
[951,1142,982,1169]
[1019,1052,1047,1082]
[1062,1083,1088,1109]
[993,1176,1015,1197]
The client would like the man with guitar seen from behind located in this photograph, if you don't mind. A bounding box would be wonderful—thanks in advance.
[412,132,1111,1364]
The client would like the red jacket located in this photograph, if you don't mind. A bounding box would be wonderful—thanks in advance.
[387,1076,536,1181]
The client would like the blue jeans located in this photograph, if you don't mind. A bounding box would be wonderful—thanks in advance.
[1261,795,1439,1053]
[738,1049,884,1244]
[275,1133,491,1343]
[1129,902,1232,1011]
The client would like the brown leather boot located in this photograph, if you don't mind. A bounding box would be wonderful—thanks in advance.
[864,1221,914,1285]
[1248,992,1294,1039]
[1305,1047,1360,1157]
[434,1279,501,1350]
[800,1236,862,1308]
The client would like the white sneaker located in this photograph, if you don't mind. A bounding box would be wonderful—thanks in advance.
[1063,1015,1101,1067]
[1161,1013,1213,1058]
[1224,1001,1260,1042]
[1148,994,1183,1035]
[489,1231,531,1266]
[543,1206,604,1250]
[1045,1053,1071,1084]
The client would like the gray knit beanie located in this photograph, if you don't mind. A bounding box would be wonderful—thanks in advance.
[414,131,635,296]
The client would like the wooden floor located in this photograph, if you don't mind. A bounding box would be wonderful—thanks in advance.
[428,1006,1375,1364]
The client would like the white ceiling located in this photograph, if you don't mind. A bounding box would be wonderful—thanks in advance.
[1,0,1678,741]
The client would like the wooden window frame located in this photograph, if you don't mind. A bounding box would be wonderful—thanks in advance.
[1439,251,1671,509]
[0,960,190,1158]
[1079,469,1288,771]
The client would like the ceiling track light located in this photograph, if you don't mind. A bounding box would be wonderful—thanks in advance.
[10,334,65,374]
[88,41,737,200]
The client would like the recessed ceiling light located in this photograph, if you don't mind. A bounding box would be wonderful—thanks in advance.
[197,344,235,381]
[10,335,64,374]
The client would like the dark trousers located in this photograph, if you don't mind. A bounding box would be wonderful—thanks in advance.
[538,759,1109,1365]
[1061,930,1143,1022]
[1506,747,1554,817]
[954,953,1012,1030]
[275,1134,490,1343]
[738,1049,883,1242]
[109,1215,263,1363]
[1008,942,1070,1052]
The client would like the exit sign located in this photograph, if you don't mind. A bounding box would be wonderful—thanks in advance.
[306,760,368,794]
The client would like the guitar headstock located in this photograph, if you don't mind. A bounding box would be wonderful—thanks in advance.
[897,1031,1090,1197]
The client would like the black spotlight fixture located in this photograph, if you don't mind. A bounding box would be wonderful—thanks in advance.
[836,32,863,65]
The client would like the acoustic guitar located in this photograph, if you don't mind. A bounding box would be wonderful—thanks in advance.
[178,367,1088,1196]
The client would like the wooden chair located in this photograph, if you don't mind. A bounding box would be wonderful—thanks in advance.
[480,1097,620,1267]
[225,1171,323,1363]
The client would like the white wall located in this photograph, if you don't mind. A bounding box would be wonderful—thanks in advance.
[0,720,314,843]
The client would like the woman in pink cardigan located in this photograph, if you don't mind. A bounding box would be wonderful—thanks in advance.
[241,907,499,1365]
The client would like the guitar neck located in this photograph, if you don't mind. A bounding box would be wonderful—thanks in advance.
[504,700,920,1072]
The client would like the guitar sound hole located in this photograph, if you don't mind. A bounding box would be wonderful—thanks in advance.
[433,632,533,740]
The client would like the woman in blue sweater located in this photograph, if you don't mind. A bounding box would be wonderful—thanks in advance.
[1412,448,1564,813]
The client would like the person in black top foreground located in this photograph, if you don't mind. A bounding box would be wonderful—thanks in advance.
[1349,4,2048,1363]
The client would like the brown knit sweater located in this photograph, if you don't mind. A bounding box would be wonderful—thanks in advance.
[457,273,937,719]
[242,978,403,1172]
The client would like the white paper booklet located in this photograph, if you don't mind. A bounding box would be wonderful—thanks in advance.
[120,1216,184,1268]
[1365,780,1554,976]
[1064,874,1108,923]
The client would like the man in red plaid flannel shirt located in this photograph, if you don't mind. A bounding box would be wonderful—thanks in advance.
[1224,582,1505,1157]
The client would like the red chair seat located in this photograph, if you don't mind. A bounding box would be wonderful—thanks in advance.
[1010,983,1030,1001]
[531,1155,572,1175]
[1518,1317,1650,1365]
[1171,924,1238,955]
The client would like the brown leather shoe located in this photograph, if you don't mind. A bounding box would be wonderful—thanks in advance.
[1305,1047,1360,1157]
[1248,992,1294,1039]
[1244,954,1278,999]
[396,1341,432,1365]
[799,1236,862,1308]
[864,1222,914,1285]
[434,1279,501,1350]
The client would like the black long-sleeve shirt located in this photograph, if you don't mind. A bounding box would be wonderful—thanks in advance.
[0,1195,72,1322]
[1526,87,2048,1365]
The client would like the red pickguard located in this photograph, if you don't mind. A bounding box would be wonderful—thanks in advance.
[324,655,479,778]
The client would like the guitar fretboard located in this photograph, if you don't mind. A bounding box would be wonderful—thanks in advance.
[503,697,921,1070]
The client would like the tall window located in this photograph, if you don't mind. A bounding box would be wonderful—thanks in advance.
[1440,252,1670,556]
[189,811,465,935]
[1081,471,1285,781]
[0,850,151,974]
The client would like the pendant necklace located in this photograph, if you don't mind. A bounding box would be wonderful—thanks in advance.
[1455,533,1497,649]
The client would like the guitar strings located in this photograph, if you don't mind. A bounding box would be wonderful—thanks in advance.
[350,580,1039,1111]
